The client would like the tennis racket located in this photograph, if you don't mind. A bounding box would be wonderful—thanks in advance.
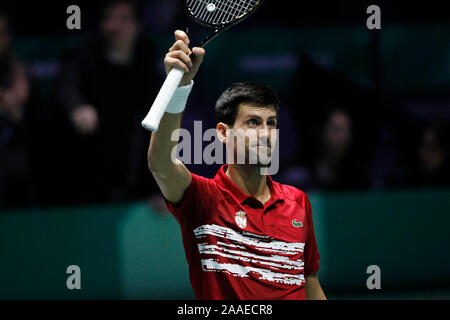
[141,0,264,132]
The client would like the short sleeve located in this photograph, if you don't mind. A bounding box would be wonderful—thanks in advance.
[303,195,320,276]
[163,172,214,227]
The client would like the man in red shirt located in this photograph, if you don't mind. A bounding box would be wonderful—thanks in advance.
[147,30,326,300]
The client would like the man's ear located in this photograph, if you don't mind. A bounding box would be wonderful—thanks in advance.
[216,122,231,144]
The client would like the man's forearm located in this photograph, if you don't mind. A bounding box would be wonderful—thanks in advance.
[305,274,327,300]
[306,288,327,300]
[147,112,183,176]
[144,30,205,205]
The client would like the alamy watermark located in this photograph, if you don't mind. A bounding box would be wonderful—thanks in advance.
[366,5,381,30]
[171,121,280,175]
[66,5,81,30]
[366,265,381,290]
[66,5,380,31]
[66,265,81,290]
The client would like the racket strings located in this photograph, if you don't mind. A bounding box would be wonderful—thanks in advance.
[211,0,242,24]
[211,0,256,22]
[187,0,259,25]
[192,0,233,23]
[214,0,258,18]
[214,0,249,18]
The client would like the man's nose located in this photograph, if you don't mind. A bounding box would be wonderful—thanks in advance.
[257,128,271,142]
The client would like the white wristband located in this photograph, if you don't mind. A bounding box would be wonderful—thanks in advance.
[165,81,194,114]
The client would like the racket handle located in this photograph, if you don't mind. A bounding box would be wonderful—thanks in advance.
[141,67,185,132]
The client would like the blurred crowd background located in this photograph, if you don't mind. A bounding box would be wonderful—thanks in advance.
[1,0,450,210]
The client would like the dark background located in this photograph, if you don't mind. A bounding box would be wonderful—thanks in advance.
[0,0,449,300]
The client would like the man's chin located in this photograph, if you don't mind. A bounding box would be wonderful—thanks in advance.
[233,148,272,165]
[249,154,273,167]
[257,161,272,168]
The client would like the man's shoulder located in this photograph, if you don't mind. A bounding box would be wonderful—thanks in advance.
[191,171,217,189]
[273,179,309,202]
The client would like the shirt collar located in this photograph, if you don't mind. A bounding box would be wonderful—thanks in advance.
[214,165,285,206]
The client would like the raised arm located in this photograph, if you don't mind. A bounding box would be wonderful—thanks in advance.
[147,30,205,206]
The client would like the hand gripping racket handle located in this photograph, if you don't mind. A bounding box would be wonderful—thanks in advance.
[141,67,185,132]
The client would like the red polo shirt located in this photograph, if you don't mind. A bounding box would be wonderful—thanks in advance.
[164,165,320,300]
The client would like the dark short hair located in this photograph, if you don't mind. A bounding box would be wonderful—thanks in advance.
[215,82,280,126]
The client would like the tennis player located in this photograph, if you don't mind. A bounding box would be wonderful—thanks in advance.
[147,30,326,300]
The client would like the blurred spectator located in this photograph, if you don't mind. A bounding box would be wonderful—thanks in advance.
[404,122,450,188]
[281,107,370,191]
[52,0,160,205]
[279,55,374,191]
[0,12,35,208]
[313,109,358,189]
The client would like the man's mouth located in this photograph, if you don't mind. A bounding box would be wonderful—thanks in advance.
[252,142,271,148]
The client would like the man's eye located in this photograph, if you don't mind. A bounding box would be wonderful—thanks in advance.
[248,119,258,126]
[268,121,277,127]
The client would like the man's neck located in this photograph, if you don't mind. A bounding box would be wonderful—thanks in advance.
[226,164,271,205]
